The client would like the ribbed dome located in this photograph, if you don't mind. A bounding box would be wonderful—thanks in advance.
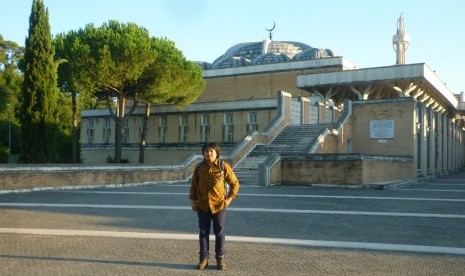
[214,56,252,69]
[293,48,334,61]
[206,39,334,69]
[252,52,291,65]
[212,42,263,67]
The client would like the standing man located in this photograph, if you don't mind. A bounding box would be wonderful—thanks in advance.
[189,142,240,270]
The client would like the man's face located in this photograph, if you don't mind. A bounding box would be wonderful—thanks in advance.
[203,147,218,163]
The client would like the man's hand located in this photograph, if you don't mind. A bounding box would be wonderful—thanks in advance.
[225,198,233,207]
[191,201,197,212]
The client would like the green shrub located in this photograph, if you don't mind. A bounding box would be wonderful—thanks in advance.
[0,145,9,163]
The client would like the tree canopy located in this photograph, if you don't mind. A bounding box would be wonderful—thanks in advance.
[137,37,205,162]
[0,35,23,161]
[0,35,23,120]
[19,0,60,163]
[57,20,205,163]
[139,37,204,106]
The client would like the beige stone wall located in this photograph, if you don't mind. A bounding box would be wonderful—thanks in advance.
[350,99,416,156]
[278,155,415,185]
[362,159,415,183]
[198,71,312,103]
[281,159,362,185]
[80,94,286,164]
[0,162,199,191]
[81,108,278,164]
[313,99,416,157]
[82,109,277,145]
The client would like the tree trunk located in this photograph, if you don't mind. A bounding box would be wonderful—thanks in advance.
[71,91,78,163]
[114,95,125,163]
[139,103,150,163]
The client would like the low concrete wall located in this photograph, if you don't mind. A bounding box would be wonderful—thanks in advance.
[1,153,415,191]
[0,162,200,191]
[277,153,415,186]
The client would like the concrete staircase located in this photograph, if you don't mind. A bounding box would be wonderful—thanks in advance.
[233,124,334,186]
[232,156,267,186]
[248,124,333,156]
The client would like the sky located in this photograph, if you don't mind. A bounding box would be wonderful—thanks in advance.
[1,0,464,94]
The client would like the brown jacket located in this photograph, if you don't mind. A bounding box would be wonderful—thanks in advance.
[189,159,240,214]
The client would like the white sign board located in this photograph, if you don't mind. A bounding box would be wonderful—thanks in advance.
[370,120,394,139]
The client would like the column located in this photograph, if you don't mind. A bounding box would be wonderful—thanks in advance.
[300,97,310,124]
[435,112,442,175]
[427,108,435,176]
[442,116,448,174]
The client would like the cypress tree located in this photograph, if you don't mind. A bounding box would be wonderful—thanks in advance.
[20,0,59,163]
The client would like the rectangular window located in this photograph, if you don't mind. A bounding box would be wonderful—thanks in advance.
[224,113,233,143]
[180,114,188,143]
[103,118,111,144]
[201,114,210,143]
[247,111,258,133]
[87,119,94,144]
[159,116,168,143]
[123,118,129,144]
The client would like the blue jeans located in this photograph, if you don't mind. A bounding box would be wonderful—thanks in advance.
[197,209,226,259]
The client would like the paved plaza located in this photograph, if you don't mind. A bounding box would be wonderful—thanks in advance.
[1,170,465,275]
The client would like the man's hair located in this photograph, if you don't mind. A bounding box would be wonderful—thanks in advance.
[202,142,220,157]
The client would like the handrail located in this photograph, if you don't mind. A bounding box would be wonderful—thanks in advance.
[182,90,292,178]
[224,91,291,166]
[225,118,288,167]
[308,99,352,153]
[227,131,259,159]
[258,153,281,186]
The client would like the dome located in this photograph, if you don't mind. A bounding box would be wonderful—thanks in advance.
[214,56,252,69]
[211,42,263,68]
[293,48,334,61]
[252,52,291,65]
[265,40,311,58]
[207,39,334,69]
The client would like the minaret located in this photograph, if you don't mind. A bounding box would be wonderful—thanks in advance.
[392,14,410,64]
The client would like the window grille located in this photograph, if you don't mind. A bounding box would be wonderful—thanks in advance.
[247,112,258,133]
[224,113,233,142]
[201,114,210,142]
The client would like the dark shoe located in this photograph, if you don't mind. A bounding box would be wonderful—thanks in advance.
[216,255,226,270]
[197,258,208,270]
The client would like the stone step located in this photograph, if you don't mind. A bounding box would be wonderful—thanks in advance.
[231,124,335,186]
[232,156,264,186]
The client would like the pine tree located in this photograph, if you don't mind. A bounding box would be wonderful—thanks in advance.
[20,0,59,163]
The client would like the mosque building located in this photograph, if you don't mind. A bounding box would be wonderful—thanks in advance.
[80,15,465,185]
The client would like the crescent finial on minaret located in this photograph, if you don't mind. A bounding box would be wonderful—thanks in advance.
[266,21,276,40]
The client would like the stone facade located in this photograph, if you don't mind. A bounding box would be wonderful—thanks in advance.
[80,56,346,165]
[76,38,464,188]
[350,98,416,156]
